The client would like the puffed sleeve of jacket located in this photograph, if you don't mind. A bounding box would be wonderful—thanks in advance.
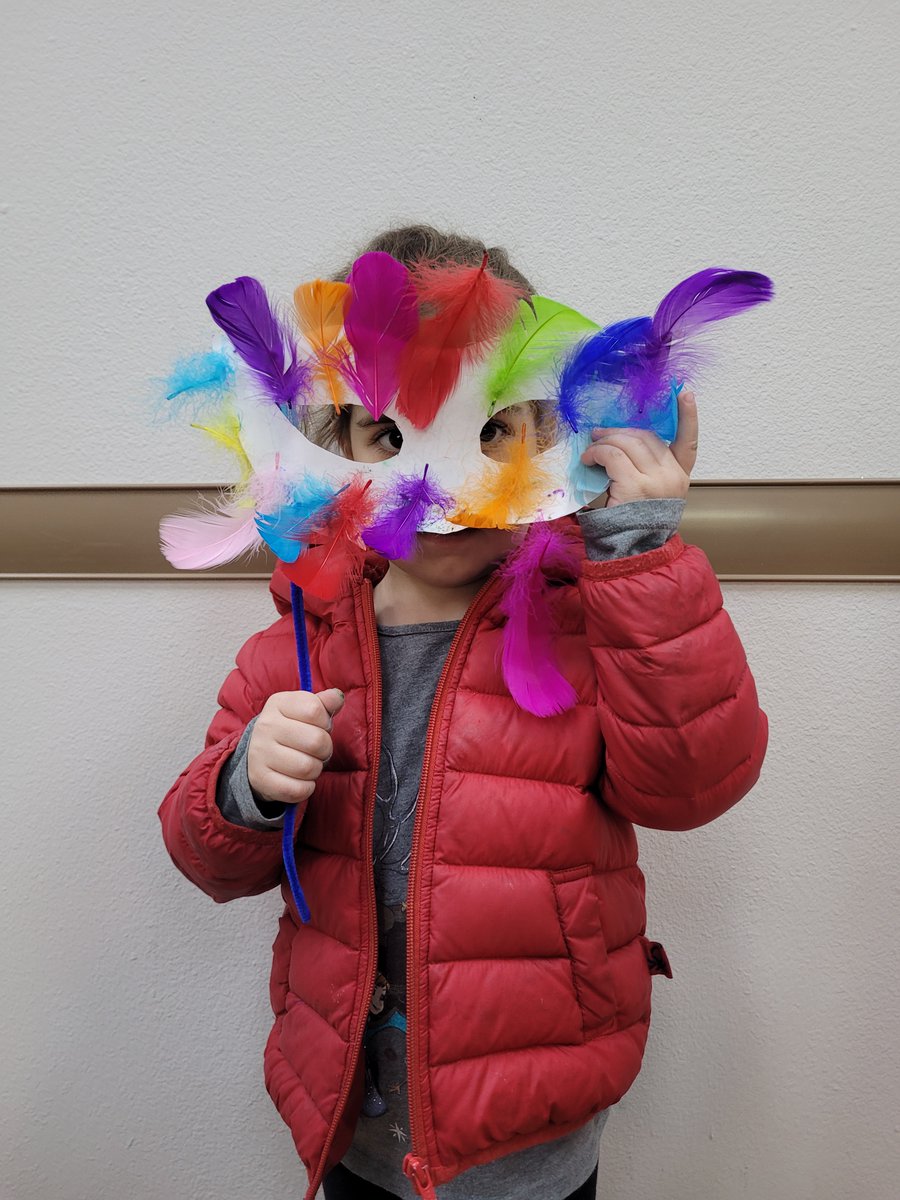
[578,531,769,831]
[158,626,301,903]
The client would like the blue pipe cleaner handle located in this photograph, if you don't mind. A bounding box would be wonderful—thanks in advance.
[284,583,313,924]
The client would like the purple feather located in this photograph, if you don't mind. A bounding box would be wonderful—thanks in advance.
[362,466,451,559]
[206,276,311,414]
[556,317,652,432]
[498,523,581,717]
[338,252,420,419]
[627,268,774,413]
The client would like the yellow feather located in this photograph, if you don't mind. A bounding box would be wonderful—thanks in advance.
[190,408,253,486]
[451,426,552,529]
[293,279,350,411]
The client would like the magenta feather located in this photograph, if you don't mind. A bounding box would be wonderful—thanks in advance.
[160,498,262,570]
[206,276,311,414]
[498,523,581,717]
[362,466,451,559]
[337,252,420,419]
[626,267,773,414]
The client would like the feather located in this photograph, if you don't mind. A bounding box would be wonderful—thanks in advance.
[159,349,235,416]
[452,426,553,529]
[362,466,452,560]
[484,297,598,415]
[190,407,253,482]
[626,267,774,414]
[556,317,652,432]
[498,522,581,717]
[255,476,338,563]
[293,279,350,411]
[281,478,376,599]
[160,497,262,570]
[396,254,526,429]
[337,252,419,419]
[206,276,312,415]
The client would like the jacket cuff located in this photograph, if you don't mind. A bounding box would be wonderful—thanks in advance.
[576,498,686,562]
[215,717,288,830]
[580,531,687,581]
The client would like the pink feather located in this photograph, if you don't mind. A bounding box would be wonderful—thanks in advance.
[498,523,581,717]
[160,499,262,569]
[337,252,419,419]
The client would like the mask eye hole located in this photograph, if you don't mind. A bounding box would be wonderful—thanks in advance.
[301,404,403,464]
[480,402,561,462]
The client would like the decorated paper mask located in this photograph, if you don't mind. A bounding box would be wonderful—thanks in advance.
[159,253,772,594]
[156,253,771,923]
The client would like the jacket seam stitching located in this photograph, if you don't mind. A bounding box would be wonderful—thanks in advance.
[597,662,750,730]
[608,746,756,800]
[586,603,723,651]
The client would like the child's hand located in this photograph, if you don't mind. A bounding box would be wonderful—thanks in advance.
[580,389,699,509]
[247,688,345,806]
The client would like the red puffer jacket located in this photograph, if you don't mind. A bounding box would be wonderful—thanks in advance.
[159,531,768,1199]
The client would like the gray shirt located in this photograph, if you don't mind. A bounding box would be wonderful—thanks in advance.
[216,499,684,1197]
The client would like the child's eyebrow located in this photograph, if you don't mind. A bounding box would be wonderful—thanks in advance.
[355,414,399,428]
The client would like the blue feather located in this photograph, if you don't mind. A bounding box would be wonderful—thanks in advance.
[578,375,682,444]
[255,477,338,563]
[556,317,652,432]
[154,349,235,421]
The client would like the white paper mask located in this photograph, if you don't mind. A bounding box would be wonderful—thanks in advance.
[160,256,769,580]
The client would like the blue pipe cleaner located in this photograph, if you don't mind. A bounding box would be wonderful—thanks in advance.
[283,583,313,924]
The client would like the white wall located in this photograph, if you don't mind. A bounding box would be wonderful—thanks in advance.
[3,2,898,1198]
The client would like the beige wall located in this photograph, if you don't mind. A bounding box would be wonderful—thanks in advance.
[3,2,898,1198]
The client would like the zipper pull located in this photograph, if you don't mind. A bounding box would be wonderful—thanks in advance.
[403,1154,437,1199]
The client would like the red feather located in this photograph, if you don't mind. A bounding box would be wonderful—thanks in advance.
[396,254,525,429]
[281,478,376,599]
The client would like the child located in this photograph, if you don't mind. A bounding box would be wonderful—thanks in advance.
[159,225,769,1200]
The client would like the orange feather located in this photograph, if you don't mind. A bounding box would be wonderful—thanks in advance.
[451,426,552,529]
[293,279,350,411]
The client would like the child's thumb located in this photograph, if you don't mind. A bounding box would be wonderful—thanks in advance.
[317,688,345,719]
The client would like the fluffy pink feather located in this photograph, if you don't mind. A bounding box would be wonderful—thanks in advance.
[498,522,581,717]
[160,498,262,569]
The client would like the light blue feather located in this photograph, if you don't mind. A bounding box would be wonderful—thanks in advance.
[155,349,236,421]
[255,477,338,563]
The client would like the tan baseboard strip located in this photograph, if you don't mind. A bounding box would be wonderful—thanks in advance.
[1,482,898,582]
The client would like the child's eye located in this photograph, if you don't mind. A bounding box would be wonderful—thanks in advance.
[479,419,511,445]
[373,425,403,454]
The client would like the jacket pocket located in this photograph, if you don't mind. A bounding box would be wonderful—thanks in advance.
[639,934,673,978]
[549,865,619,1038]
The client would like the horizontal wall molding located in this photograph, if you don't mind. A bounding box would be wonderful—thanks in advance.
[1,482,898,582]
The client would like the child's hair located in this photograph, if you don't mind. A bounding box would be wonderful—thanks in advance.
[309,223,547,457]
[330,222,536,295]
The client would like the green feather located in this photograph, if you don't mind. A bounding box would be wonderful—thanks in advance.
[484,296,599,413]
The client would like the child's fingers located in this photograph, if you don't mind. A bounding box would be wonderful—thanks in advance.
[588,427,667,467]
[273,689,341,729]
[254,769,316,806]
[272,721,333,762]
[317,688,346,719]
[580,439,645,481]
[670,390,699,474]
[265,743,328,781]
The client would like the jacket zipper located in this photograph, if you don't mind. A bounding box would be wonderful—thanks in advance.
[305,579,381,1200]
[402,575,500,1199]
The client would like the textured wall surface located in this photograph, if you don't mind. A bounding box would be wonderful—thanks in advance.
[3,1,899,486]
[3,2,899,1199]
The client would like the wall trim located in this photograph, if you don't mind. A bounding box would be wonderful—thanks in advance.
[1,482,898,582]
